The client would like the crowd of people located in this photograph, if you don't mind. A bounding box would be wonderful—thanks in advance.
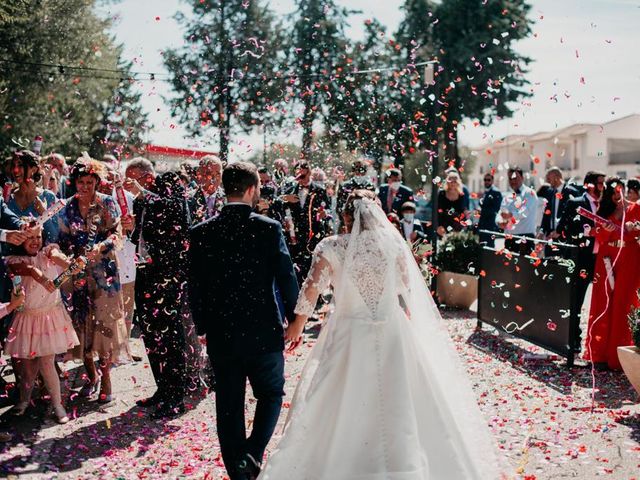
[0,151,425,439]
[0,147,637,458]
[471,166,640,371]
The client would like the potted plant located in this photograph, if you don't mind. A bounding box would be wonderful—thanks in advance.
[434,231,480,309]
[618,295,640,396]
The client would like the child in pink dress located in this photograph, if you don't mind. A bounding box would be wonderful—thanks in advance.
[5,233,81,423]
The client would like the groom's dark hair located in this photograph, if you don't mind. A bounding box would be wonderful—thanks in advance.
[222,161,259,197]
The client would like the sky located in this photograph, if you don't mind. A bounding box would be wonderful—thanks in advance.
[104,0,640,159]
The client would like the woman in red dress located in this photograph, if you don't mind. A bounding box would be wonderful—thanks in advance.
[584,177,640,370]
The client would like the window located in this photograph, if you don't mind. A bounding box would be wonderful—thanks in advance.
[608,139,640,165]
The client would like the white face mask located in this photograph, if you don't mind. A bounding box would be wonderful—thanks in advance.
[403,213,414,222]
[389,181,401,191]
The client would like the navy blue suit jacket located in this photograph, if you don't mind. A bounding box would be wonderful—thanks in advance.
[378,184,414,215]
[188,204,299,359]
[478,185,503,232]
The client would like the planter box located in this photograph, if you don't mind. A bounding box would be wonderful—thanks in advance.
[618,346,640,397]
[437,271,478,309]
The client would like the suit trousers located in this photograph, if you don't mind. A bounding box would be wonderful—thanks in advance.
[135,267,187,402]
[573,252,596,351]
[212,351,285,479]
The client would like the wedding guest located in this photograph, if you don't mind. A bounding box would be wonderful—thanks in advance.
[337,160,375,216]
[273,158,290,187]
[44,153,71,198]
[190,155,225,224]
[378,168,414,216]
[477,173,503,247]
[8,150,60,244]
[258,166,278,193]
[124,159,192,418]
[280,161,330,283]
[101,164,138,359]
[58,159,129,403]
[496,166,538,255]
[5,233,80,423]
[445,166,471,211]
[538,167,579,238]
[437,170,467,237]
[399,201,427,242]
[627,178,640,203]
[311,167,327,187]
[583,178,640,370]
[555,171,605,352]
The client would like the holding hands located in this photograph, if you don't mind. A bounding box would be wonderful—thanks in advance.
[285,315,306,353]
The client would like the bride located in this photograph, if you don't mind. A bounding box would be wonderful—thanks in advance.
[259,190,500,480]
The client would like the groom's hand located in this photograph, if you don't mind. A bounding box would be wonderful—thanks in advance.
[285,318,305,353]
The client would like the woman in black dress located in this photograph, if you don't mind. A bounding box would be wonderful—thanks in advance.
[437,171,467,236]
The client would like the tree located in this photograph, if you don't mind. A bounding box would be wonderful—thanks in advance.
[164,0,285,163]
[289,0,352,159]
[434,0,532,167]
[89,60,150,159]
[0,0,148,157]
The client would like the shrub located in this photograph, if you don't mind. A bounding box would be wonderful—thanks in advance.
[434,231,480,275]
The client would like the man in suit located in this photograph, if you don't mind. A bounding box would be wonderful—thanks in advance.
[477,173,503,247]
[538,167,579,239]
[189,162,299,480]
[336,159,375,215]
[378,168,414,216]
[280,161,330,283]
[123,158,191,418]
[554,170,605,352]
[189,155,225,225]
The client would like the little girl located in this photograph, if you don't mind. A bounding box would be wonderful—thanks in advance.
[4,232,81,423]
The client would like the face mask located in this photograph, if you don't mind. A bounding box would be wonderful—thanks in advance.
[389,181,401,191]
[403,213,414,222]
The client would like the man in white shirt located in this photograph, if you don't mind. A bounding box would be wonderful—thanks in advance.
[496,166,538,255]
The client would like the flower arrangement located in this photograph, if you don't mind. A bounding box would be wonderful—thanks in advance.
[628,291,640,349]
[434,231,480,276]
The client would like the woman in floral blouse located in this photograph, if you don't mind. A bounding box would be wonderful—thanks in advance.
[58,158,129,403]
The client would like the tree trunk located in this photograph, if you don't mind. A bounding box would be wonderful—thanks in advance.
[301,90,313,160]
[444,119,459,169]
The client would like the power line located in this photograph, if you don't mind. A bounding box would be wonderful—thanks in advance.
[0,57,436,83]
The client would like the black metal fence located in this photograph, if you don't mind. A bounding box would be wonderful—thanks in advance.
[476,231,581,367]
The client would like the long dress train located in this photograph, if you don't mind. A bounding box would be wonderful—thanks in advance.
[259,198,500,479]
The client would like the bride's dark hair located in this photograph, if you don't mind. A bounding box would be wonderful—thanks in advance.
[343,189,377,217]
[343,190,378,232]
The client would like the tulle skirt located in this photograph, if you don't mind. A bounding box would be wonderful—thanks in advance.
[259,306,499,480]
[4,305,80,359]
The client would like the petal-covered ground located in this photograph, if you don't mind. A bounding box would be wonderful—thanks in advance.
[1,312,638,479]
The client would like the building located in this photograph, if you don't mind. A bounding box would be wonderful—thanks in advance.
[467,114,640,193]
[143,144,219,172]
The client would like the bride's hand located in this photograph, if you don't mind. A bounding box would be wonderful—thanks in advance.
[285,317,306,352]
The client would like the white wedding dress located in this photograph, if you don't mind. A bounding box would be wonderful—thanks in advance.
[259,198,500,480]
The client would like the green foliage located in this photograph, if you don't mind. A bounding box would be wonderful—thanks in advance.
[289,0,353,158]
[433,0,532,164]
[0,0,148,158]
[164,0,286,163]
[629,293,640,349]
[435,230,480,275]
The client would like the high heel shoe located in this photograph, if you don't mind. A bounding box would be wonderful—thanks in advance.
[53,405,69,424]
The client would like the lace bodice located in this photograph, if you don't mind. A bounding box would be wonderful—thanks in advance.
[294,236,345,317]
[294,233,404,319]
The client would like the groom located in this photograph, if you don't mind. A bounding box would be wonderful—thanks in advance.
[188,161,299,480]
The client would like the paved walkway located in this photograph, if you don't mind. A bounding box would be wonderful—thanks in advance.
[0,313,638,479]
